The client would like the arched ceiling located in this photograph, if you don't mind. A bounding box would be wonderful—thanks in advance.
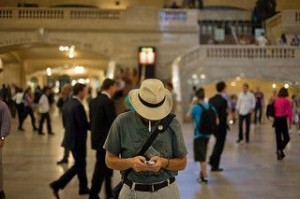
[0,45,109,76]
[0,0,300,11]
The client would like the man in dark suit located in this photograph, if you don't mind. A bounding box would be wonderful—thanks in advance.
[208,81,228,172]
[50,83,90,199]
[89,79,117,199]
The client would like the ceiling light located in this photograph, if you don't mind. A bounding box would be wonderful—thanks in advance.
[46,67,52,76]
[74,66,85,74]
[59,46,65,51]
[284,83,289,89]
[230,82,236,87]
[272,84,276,89]
[71,80,77,86]
[236,76,241,81]
[69,46,75,58]
[200,74,206,79]
[78,78,85,84]
[192,74,198,79]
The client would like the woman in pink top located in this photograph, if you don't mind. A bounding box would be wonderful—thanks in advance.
[274,88,292,160]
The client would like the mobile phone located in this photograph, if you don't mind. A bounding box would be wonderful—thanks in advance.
[145,160,155,165]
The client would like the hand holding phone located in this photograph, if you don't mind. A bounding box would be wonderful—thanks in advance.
[144,160,155,165]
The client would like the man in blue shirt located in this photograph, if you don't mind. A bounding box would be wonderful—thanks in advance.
[186,87,212,183]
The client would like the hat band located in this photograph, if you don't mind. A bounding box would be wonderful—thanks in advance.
[138,94,166,108]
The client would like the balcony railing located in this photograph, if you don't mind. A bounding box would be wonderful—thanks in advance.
[206,46,296,59]
[0,8,194,22]
[0,7,198,32]
[0,8,122,20]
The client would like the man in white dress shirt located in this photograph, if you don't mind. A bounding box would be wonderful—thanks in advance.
[38,87,53,136]
[236,83,256,143]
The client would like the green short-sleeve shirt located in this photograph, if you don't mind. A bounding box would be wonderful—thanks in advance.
[103,111,188,184]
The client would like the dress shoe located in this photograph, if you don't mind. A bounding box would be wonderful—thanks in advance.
[48,132,55,135]
[196,171,208,184]
[57,158,68,165]
[49,182,60,199]
[0,190,6,199]
[281,150,286,159]
[33,127,38,132]
[38,132,45,136]
[236,139,243,143]
[211,168,224,172]
[79,188,90,195]
[276,150,283,160]
[18,127,25,132]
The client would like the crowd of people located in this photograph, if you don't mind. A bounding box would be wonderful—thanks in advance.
[1,78,300,199]
[48,78,187,199]
[0,84,55,136]
[186,81,300,184]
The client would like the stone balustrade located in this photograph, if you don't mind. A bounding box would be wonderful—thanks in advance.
[0,7,198,32]
[206,46,296,59]
[0,8,121,20]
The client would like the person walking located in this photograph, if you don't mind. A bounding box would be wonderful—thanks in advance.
[21,87,38,131]
[89,79,117,199]
[104,79,187,199]
[7,83,17,118]
[254,87,264,124]
[185,87,213,183]
[236,83,256,143]
[208,81,228,171]
[14,88,25,131]
[0,99,11,199]
[50,83,90,198]
[273,88,292,160]
[38,87,53,136]
[56,84,72,165]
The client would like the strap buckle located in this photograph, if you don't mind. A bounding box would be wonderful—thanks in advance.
[151,184,155,192]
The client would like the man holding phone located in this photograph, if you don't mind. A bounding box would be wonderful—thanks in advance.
[104,79,188,199]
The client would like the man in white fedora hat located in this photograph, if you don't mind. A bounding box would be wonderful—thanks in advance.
[104,79,187,199]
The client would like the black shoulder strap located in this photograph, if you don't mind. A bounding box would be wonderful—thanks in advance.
[197,103,207,110]
[123,113,176,179]
[137,113,176,156]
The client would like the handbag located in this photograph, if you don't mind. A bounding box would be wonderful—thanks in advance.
[112,113,176,199]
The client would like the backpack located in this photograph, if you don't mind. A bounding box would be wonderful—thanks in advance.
[197,103,217,135]
[266,102,275,118]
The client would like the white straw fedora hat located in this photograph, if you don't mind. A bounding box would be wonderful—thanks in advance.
[129,79,173,120]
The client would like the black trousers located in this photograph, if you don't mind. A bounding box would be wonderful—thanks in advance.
[8,100,16,118]
[16,104,25,128]
[62,148,70,159]
[52,147,88,190]
[22,106,37,129]
[209,126,227,169]
[239,114,251,141]
[90,149,113,199]
[38,112,52,133]
[274,116,290,151]
[254,105,263,124]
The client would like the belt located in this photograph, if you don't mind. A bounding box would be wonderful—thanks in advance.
[123,177,175,192]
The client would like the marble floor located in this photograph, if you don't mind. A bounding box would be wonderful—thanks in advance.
[3,111,300,199]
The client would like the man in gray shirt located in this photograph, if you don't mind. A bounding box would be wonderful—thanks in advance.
[0,99,11,199]
[104,79,187,199]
